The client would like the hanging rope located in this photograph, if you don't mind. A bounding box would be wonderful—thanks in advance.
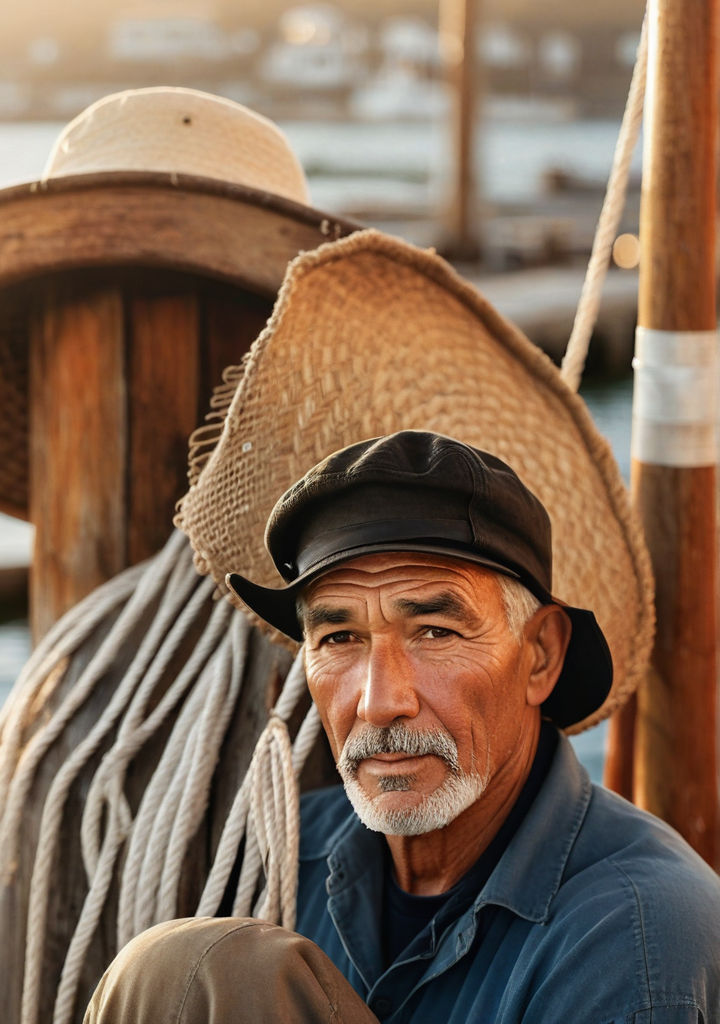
[52,610,242,1024]
[0,558,146,808]
[1,531,194,880]
[0,527,316,1024]
[193,653,322,930]
[560,13,647,392]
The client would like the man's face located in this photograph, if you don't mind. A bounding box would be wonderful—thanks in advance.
[301,552,547,836]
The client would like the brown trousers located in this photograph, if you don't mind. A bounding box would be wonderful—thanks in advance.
[83,918,380,1023]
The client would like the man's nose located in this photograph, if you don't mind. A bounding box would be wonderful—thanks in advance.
[356,639,420,726]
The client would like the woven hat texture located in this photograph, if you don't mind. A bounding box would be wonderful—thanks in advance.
[43,86,310,204]
[176,228,654,735]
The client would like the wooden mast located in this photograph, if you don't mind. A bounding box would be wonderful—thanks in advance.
[439,0,482,260]
[630,0,719,865]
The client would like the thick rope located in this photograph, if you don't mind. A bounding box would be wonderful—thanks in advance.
[129,681,213,932]
[156,628,244,920]
[20,540,214,1024]
[195,765,253,916]
[116,670,224,942]
[0,558,146,803]
[561,12,647,392]
[0,558,147,745]
[124,606,246,934]
[194,652,319,923]
[52,784,132,1024]
[249,716,299,928]
[79,584,229,878]
[0,524,317,1024]
[0,531,229,1024]
[53,611,241,1024]
[1,531,192,881]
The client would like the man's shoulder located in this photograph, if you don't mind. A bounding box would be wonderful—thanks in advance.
[544,738,720,918]
[551,781,720,1005]
[575,781,720,898]
[298,784,356,860]
[501,773,720,1020]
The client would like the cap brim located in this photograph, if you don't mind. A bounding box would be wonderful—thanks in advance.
[227,571,306,642]
[226,538,526,643]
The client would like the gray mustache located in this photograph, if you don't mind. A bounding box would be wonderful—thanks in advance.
[338,724,460,775]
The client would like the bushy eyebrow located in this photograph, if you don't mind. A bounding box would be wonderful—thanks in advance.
[301,604,352,633]
[393,592,472,621]
[299,591,476,635]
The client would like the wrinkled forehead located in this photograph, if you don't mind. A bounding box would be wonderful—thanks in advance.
[300,550,504,607]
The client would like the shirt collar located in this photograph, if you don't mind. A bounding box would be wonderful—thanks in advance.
[478,733,593,922]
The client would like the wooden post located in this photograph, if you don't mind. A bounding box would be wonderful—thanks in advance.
[603,692,636,799]
[127,292,200,565]
[439,0,482,260]
[630,0,719,865]
[29,286,128,640]
[27,271,273,640]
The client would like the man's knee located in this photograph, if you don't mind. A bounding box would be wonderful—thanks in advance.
[84,917,377,1023]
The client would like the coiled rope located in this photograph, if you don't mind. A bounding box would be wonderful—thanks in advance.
[0,528,319,1024]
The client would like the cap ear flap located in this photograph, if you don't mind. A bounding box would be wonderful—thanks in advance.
[540,608,613,728]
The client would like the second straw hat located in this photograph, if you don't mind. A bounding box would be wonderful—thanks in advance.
[43,85,310,203]
[176,228,654,735]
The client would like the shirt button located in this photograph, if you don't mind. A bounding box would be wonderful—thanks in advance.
[373,997,392,1017]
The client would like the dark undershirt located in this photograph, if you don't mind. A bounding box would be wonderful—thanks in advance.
[382,721,558,967]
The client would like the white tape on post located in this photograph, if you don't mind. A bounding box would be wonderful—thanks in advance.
[631,327,719,467]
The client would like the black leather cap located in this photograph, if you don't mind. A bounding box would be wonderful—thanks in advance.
[227,431,612,728]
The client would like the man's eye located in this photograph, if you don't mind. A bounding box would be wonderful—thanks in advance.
[422,626,456,639]
[320,630,354,645]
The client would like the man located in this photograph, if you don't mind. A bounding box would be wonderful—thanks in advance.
[86,431,720,1023]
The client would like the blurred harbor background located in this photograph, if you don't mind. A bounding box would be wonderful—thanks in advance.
[0,0,647,779]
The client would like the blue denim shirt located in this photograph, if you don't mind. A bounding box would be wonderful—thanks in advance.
[296,734,720,1023]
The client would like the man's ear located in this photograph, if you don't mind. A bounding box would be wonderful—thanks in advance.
[524,605,572,708]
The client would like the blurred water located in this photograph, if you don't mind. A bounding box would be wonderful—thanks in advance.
[282,116,639,209]
[0,513,33,566]
[0,116,636,208]
[579,376,633,483]
[0,121,61,187]
[0,620,31,709]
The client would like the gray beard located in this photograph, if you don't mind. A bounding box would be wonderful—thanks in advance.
[337,724,489,836]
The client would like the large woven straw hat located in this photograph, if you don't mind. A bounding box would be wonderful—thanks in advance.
[43,86,310,203]
[176,228,654,735]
